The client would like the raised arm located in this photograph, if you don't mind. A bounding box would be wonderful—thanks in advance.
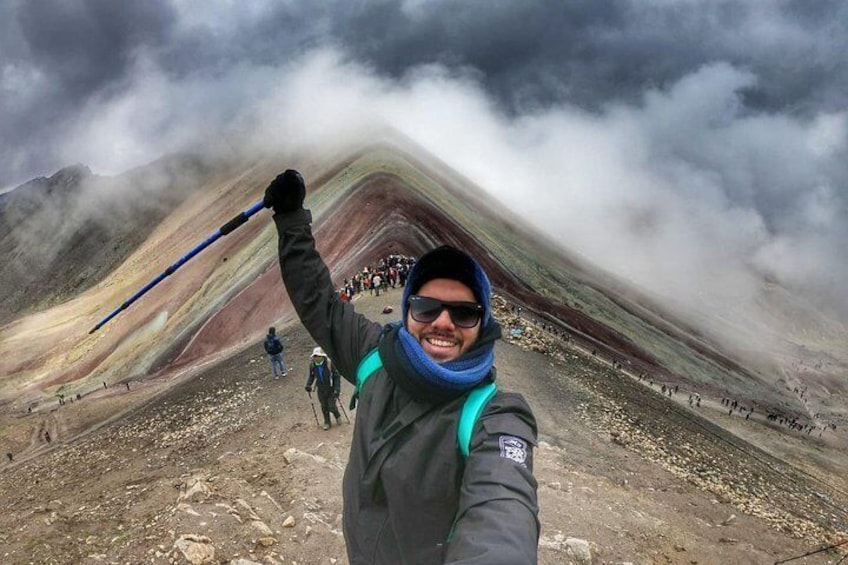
[265,170,382,381]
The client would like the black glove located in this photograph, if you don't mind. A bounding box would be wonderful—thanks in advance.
[263,169,306,214]
[305,386,312,393]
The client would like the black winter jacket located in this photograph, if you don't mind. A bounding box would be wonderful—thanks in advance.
[274,208,539,564]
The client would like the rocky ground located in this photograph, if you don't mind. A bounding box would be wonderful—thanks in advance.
[1,287,847,565]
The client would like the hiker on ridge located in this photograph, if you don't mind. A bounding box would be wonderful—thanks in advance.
[263,327,287,378]
[264,169,539,564]
[305,347,342,430]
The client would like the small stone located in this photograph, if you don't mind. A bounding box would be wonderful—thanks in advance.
[257,536,277,547]
[283,515,296,528]
[251,520,273,536]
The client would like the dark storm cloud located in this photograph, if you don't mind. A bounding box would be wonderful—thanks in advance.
[16,0,174,98]
[2,0,176,187]
[3,0,847,187]
[329,0,847,115]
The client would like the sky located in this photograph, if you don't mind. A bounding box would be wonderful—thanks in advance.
[2,0,847,345]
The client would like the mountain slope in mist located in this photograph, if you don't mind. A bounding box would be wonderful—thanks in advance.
[1,136,846,457]
[0,155,217,325]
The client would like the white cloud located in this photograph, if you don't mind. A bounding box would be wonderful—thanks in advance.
[51,47,848,347]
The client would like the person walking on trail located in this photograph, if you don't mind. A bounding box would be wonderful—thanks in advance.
[263,327,287,378]
[305,347,342,430]
[372,273,382,296]
[264,170,539,565]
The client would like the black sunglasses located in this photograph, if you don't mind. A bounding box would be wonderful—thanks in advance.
[408,295,483,328]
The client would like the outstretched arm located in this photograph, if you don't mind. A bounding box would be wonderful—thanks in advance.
[444,393,540,564]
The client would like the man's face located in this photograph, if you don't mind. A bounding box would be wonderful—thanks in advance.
[406,278,482,363]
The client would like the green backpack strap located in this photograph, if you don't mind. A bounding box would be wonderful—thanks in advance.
[457,381,498,458]
[447,380,499,543]
[354,348,498,459]
[355,348,383,395]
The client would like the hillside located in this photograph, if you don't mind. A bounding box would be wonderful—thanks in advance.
[1,141,847,563]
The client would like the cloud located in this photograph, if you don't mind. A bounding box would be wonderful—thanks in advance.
[4,1,847,187]
[1,0,847,351]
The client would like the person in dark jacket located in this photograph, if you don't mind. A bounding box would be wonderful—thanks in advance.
[263,327,286,378]
[264,169,539,564]
[306,346,342,430]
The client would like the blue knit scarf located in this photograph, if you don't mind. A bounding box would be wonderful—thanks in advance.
[396,325,495,394]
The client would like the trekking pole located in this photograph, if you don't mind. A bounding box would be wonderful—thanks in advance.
[88,200,268,334]
[306,390,320,426]
[336,394,350,423]
[774,538,848,564]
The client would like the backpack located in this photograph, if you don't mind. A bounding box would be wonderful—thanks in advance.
[354,348,497,458]
[264,336,283,355]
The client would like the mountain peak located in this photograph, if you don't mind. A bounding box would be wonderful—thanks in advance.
[47,163,92,187]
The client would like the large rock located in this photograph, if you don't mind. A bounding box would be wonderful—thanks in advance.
[178,477,211,503]
[540,533,593,564]
[174,534,215,564]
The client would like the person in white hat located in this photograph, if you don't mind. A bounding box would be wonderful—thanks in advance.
[305,346,341,430]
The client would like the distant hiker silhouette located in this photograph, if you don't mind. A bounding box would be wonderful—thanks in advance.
[44,431,51,443]
[6,452,12,463]
[263,327,286,378]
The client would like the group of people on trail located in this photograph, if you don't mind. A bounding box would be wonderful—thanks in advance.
[263,329,345,431]
[262,169,539,564]
[338,254,416,301]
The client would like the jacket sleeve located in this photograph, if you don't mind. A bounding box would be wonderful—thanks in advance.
[305,365,315,389]
[273,208,382,383]
[444,392,540,564]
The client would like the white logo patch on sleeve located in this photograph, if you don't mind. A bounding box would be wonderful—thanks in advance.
[499,435,528,466]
